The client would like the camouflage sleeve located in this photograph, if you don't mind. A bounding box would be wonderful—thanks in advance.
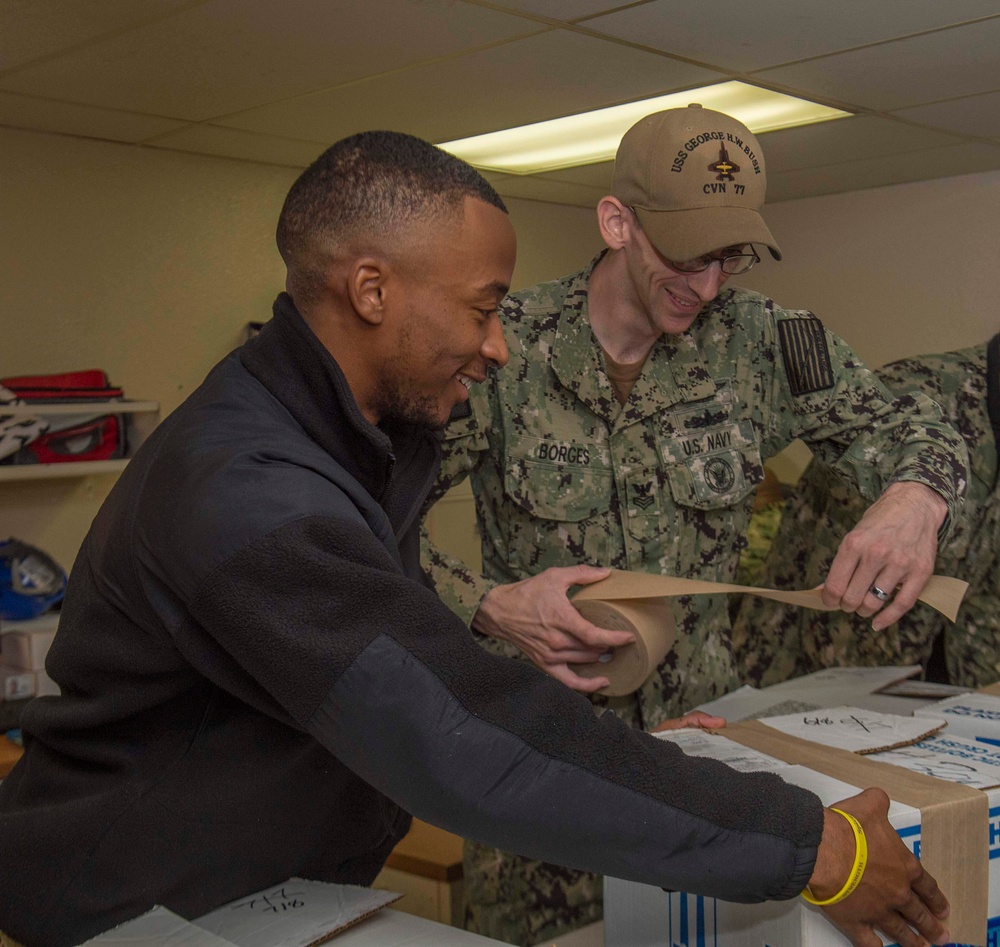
[762,310,968,538]
[872,345,999,687]
[737,342,995,688]
[939,444,1000,687]
[421,383,499,628]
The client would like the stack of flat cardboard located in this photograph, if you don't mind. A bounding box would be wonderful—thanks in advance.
[80,881,400,946]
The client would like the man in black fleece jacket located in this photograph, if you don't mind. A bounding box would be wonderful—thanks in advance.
[0,132,949,947]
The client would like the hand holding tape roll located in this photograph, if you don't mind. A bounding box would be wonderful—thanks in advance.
[569,571,969,696]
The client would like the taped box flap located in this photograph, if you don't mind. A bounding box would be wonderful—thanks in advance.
[723,719,988,946]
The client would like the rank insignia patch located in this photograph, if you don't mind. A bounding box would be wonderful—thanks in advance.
[631,481,655,510]
[777,316,834,396]
[708,145,740,182]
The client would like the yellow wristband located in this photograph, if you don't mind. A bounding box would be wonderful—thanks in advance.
[802,807,868,907]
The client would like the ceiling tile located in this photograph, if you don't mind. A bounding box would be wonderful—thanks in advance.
[758,115,966,173]
[756,17,1000,111]
[2,0,999,207]
[219,29,722,145]
[893,91,1000,143]
[767,141,1000,202]
[0,0,197,72]
[0,0,539,120]
[584,0,1000,73]
[0,91,185,141]
[146,124,323,167]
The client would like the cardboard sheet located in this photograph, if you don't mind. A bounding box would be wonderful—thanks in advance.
[755,705,945,754]
[695,666,925,721]
[191,881,401,947]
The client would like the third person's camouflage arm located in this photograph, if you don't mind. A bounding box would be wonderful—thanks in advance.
[760,307,968,537]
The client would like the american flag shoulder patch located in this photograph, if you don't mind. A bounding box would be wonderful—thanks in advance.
[777,316,834,396]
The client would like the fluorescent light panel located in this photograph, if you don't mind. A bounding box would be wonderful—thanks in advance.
[440,81,851,176]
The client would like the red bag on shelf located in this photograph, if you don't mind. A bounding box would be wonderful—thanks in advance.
[0,370,128,465]
[1,369,123,402]
[15,416,125,464]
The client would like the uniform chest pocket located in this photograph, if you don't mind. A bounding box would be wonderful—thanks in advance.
[661,421,764,510]
[503,437,612,523]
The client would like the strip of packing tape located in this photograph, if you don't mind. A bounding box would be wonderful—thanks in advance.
[570,570,969,697]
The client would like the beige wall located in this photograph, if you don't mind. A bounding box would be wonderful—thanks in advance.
[2,127,295,570]
[734,167,1000,482]
[0,125,600,570]
[5,123,997,573]
[736,168,1000,369]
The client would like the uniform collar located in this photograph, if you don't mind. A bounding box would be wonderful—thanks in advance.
[551,254,715,425]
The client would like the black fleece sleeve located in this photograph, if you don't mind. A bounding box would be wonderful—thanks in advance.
[188,515,824,904]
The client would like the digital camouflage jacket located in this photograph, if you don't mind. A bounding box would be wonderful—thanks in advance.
[734,338,998,690]
[423,258,969,728]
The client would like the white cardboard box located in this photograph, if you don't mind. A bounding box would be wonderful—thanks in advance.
[605,727,996,947]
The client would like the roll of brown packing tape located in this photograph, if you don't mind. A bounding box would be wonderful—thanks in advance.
[568,569,969,697]
[570,598,676,697]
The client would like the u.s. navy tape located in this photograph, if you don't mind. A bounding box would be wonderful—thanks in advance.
[569,571,968,696]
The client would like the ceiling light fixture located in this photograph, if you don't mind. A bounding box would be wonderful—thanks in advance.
[439,81,851,176]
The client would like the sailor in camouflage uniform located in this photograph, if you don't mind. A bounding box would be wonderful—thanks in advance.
[734,335,999,690]
[421,106,968,946]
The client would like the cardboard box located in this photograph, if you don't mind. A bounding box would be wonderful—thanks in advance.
[1,626,57,671]
[605,720,994,947]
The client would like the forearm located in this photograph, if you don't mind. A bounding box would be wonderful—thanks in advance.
[813,390,967,537]
[310,629,824,901]
[225,518,826,901]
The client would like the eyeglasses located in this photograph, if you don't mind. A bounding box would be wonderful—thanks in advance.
[626,206,761,276]
[667,247,761,276]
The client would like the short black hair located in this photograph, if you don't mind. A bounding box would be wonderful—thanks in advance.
[276,130,507,302]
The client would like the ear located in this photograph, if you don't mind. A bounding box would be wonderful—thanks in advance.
[348,258,387,326]
[596,196,633,251]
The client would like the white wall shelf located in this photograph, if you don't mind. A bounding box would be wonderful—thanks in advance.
[0,399,160,482]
